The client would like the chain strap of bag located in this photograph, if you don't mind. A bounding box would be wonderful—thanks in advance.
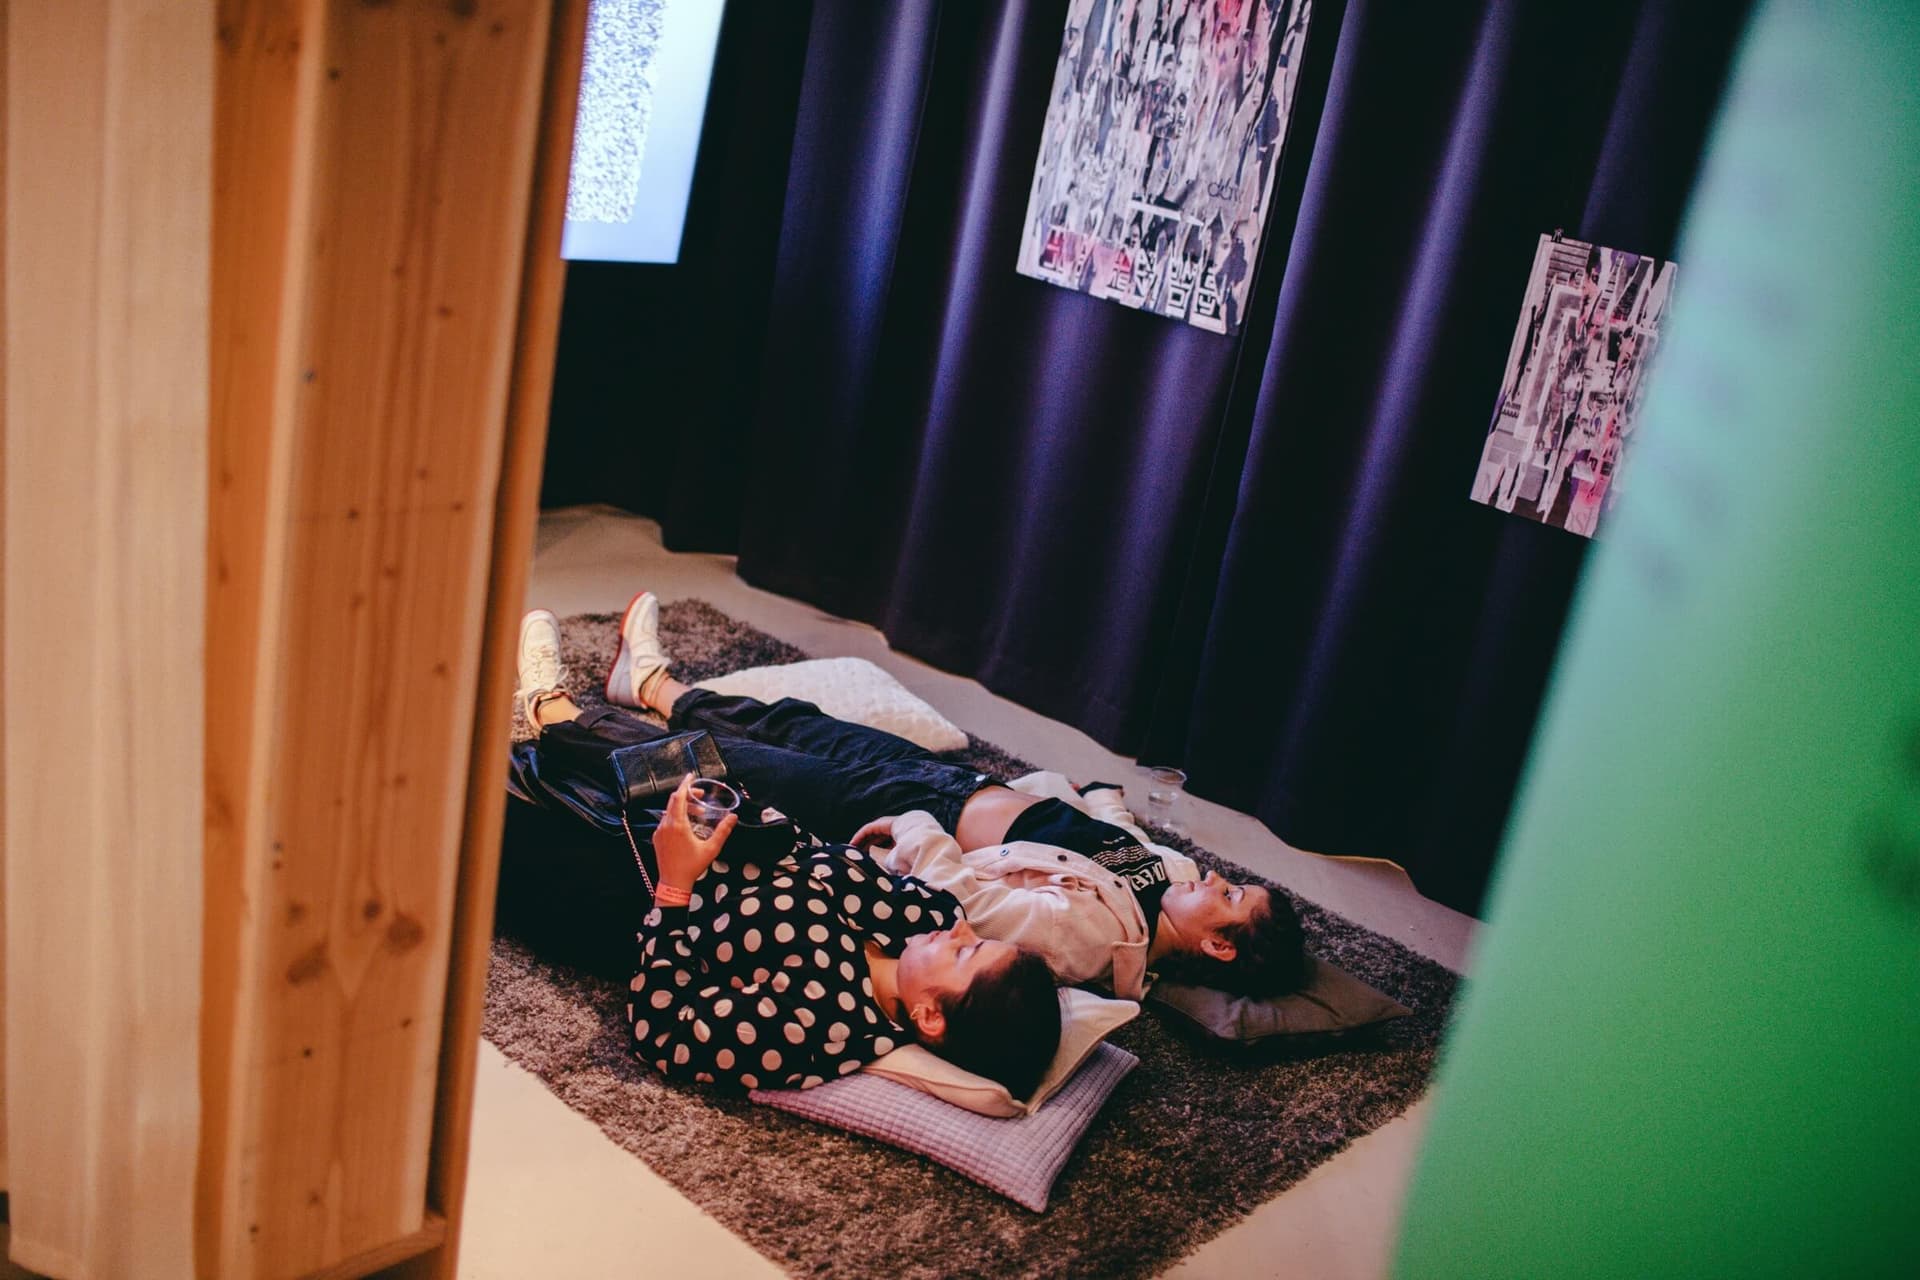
[609,752,659,899]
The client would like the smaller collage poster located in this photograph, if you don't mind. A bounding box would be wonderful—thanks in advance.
[1469,233,1678,539]
[1015,0,1315,335]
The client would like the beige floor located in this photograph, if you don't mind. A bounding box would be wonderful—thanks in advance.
[456,506,1479,1280]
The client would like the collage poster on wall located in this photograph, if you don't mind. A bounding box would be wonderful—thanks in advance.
[1015,0,1315,335]
[1469,233,1679,539]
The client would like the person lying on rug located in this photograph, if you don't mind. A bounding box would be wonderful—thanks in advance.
[594,591,1306,1002]
[513,610,1062,1099]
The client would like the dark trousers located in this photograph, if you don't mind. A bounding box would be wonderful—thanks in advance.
[519,692,990,843]
[662,690,992,839]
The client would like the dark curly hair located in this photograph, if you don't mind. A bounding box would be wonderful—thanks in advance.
[932,947,1061,1101]
[1160,887,1308,997]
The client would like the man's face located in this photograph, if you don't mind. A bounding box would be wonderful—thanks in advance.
[897,919,1015,1013]
[1159,871,1269,945]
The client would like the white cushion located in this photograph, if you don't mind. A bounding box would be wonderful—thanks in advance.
[860,987,1139,1119]
[694,657,969,754]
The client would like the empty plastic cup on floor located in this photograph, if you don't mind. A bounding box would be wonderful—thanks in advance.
[1143,766,1187,833]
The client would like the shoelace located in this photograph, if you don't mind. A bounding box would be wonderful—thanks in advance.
[524,639,561,681]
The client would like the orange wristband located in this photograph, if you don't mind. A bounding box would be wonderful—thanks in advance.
[655,883,692,908]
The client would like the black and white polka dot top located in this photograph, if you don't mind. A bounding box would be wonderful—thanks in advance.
[627,842,963,1091]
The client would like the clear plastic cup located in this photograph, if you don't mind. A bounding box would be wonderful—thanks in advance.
[1143,766,1187,833]
[685,778,740,839]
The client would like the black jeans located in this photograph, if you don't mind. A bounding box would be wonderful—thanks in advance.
[664,690,992,840]
[518,692,992,843]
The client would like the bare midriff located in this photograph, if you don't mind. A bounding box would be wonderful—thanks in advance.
[953,784,1045,852]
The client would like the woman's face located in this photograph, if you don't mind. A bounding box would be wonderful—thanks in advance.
[896,919,1016,1011]
[1159,870,1269,942]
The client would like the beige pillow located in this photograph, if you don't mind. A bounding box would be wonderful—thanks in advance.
[694,657,969,753]
[862,987,1139,1118]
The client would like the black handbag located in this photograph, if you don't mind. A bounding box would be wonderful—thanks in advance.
[605,731,799,890]
[607,730,728,805]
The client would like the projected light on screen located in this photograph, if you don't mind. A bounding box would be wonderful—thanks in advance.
[562,0,726,265]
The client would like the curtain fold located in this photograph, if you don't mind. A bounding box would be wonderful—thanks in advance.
[1147,0,1750,909]
[732,0,946,618]
[575,0,1750,912]
[737,0,1345,748]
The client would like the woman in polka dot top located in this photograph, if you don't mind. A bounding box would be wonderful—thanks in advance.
[629,776,1062,1096]
[512,608,1061,1098]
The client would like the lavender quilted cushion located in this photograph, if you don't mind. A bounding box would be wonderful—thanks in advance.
[751,1042,1137,1211]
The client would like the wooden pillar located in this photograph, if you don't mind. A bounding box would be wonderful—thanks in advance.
[7,1,573,1276]
[0,0,13,1199]
[3,2,213,1275]
[389,2,585,1274]
[201,2,558,1277]
[0,0,13,1197]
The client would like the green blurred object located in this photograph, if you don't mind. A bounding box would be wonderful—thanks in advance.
[1394,4,1920,1277]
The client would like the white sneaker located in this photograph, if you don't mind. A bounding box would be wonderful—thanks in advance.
[605,590,669,709]
[517,609,566,724]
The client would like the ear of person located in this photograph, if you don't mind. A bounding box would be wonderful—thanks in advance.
[1201,934,1237,962]
[911,1001,946,1044]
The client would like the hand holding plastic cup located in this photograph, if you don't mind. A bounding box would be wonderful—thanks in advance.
[685,778,741,839]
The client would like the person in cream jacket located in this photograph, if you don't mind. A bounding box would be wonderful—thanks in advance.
[869,797,1173,999]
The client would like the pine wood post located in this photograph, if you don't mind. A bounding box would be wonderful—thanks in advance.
[0,0,13,1196]
[385,3,585,1274]
[201,2,558,1276]
[5,4,569,1273]
[3,2,213,1274]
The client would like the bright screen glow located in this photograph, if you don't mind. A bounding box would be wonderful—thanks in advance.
[562,0,727,265]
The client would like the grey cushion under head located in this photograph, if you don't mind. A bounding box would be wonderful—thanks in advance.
[1146,955,1411,1043]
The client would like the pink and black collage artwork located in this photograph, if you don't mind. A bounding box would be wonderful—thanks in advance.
[1015,0,1314,335]
[1469,234,1678,540]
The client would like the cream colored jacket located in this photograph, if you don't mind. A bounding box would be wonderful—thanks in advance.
[873,772,1199,1000]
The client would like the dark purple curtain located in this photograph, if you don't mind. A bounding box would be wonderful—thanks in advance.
[734,0,1343,753]
[546,0,1749,912]
[1130,0,1752,911]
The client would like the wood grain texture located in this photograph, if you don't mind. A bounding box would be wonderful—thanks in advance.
[202,3,322,1271]
[386,6,585,1276]
[0,0,12,1197]
[2,2,211,1276]
[203,2,553,1276]
[305,1212,445,1280]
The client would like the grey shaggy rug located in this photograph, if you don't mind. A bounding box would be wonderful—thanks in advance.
[487,601,1459,1279]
